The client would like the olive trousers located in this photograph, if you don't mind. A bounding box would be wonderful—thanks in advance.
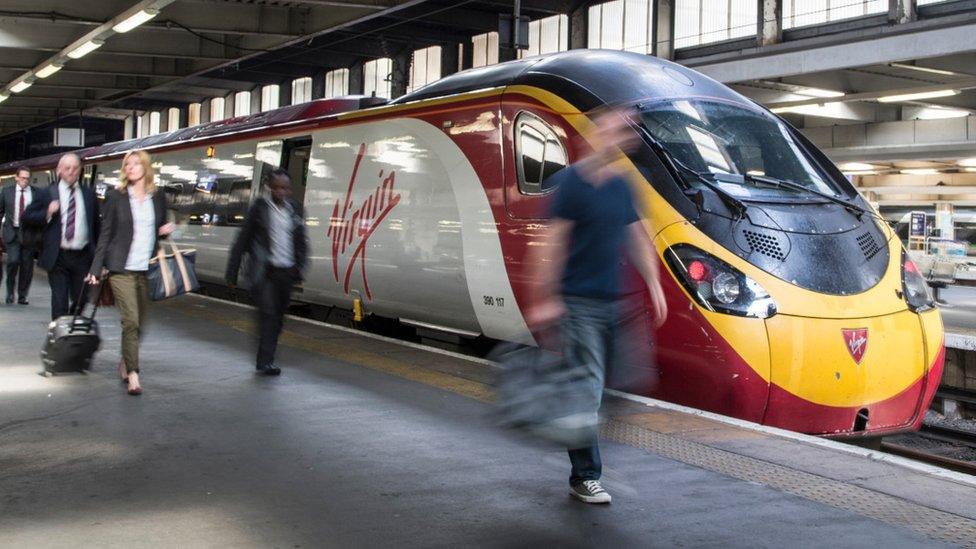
[109,271,150,374]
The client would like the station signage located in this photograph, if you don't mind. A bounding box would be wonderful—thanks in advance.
[909,211,926,238]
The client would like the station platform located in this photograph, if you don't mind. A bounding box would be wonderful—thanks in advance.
[2,285,976,548]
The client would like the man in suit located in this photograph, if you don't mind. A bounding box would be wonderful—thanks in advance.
[225,168,308,375]
[23,153,99,319]
[0,166,39,304]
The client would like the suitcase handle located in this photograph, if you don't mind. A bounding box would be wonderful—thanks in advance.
[69,278,104,332]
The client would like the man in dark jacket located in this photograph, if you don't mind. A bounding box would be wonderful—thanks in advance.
[225,168,309,375]
[0,166,39,304]
[23,153,99,319]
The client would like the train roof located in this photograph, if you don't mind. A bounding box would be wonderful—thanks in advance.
[392,49,751,112]
[1,50,750,174]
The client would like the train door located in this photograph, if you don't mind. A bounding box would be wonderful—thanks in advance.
[282,136,311,207]
[252,136,310,206]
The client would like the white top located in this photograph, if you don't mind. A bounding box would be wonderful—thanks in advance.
[125,193,156,272]
[267,199,295,268]
[12,185,32,228]
[58,180,88,250]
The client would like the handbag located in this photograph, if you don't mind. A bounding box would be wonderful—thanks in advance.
[490,336,598,449]
[147,241,199,301]
[98,278,115,307]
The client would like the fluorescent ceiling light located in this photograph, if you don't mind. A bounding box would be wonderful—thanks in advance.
[112,9,159,33]
[0,93,8,103]
[878,89,958,103]
[889,63,956,76]
[965,168,976,173]
[958,158,976,167]
[839,162,875,171]
[794,87,845,98]
[900,168,940,175]
[10,80,32,93]
[35,63,63,79]
[67,40,103,59]
[771,105,825,115]
[844,170,877,176]
[913,107,970,120]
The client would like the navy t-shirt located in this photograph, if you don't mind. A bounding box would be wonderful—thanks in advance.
[549,165,640,300]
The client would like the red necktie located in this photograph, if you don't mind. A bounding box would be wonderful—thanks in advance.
[65,186,76,242]
[17,189,24,227]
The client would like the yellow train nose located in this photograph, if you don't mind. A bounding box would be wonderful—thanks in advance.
[762,309,944,435]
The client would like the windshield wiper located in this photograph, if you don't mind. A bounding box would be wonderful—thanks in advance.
[735,173,872,217]
[634,124,750,220]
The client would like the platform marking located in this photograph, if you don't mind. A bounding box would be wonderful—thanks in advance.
[601,420,976,546]
[178,293,976,492]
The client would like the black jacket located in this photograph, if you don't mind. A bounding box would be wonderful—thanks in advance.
[226,198,308,287]
[22,182,99,271]
[0,184,39,245]
[89,188,168,276]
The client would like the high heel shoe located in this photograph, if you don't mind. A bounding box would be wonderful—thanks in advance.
[126,372,142,396]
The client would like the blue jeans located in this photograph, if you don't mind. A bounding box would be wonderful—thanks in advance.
[561,296,617,485]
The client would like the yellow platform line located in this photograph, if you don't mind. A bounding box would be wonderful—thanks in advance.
[164,300,493,403]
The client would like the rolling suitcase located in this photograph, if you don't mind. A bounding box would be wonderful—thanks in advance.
[41,284,103,375]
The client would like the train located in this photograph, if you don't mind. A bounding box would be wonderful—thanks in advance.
[0,49,944,437]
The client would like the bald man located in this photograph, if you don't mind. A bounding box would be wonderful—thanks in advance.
[23,153,99,319]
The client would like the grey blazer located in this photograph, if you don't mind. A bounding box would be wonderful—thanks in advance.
[89,188,168,276]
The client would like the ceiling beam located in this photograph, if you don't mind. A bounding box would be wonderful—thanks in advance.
[185,0,395,7]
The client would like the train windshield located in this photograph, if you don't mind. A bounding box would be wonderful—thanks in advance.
[637,99,841,198]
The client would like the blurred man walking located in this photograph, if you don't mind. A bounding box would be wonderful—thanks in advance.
[528,107,668,504]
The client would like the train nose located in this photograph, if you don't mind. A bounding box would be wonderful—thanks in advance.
[761,311,935,435]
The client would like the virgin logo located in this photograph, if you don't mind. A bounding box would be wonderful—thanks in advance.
[326,143,401,300]
[841,328,869,365]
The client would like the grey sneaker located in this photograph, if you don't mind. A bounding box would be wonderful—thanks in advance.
[570,480,612,504]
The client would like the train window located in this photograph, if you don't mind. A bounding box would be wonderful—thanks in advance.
[515,112,566,195]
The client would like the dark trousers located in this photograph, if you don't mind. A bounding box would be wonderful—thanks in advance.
[5,240,36,300]
[253,266,294,368]
[49,248,92,319]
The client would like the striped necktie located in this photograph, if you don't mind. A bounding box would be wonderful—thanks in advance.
[17,189,24,227]
[65,185,76,242]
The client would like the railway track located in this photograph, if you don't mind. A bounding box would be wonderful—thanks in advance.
[882,423,976,476]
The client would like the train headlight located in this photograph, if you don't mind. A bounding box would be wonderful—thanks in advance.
[902,251,934,312]
[665,244,777,318]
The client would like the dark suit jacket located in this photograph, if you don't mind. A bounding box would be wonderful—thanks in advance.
[89,188,168,276]
[0,184,39,245]
[225,198,308,287]
[22,182,99,271]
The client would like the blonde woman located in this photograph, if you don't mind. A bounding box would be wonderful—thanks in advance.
[86,150,173,395]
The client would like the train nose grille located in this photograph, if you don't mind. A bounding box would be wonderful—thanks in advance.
[857,232,882,261]
[743,230,786,260]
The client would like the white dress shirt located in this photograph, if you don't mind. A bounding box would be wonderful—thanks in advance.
[267,199,295,268]
[58,180,89,250]
[125,193,156,272]
[12,185,32,228]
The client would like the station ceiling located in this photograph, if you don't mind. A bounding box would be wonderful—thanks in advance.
[0,0,571,137]
[1,0,975,162]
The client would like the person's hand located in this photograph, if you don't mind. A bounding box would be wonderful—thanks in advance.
[526,298,565,329]
[158,223,175,237]
[649,282,668,328]
[47,199,60,219]
[84,273,100,285]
